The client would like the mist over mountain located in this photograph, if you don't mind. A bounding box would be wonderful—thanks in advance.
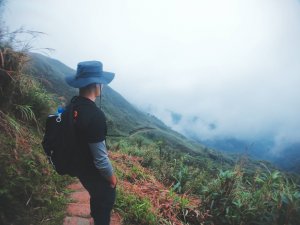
[145,108,300,173]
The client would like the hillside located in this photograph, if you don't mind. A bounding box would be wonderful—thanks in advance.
[28,53,299,176]
[26,53,300,224]
[0,47,73,224]
[194,136,300,174]
[26,52,235,167]
[1,47,300,225]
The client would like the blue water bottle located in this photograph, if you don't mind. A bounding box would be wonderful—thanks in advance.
[56,106,64,122]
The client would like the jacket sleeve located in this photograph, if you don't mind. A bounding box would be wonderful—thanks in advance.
[88,140,114,178]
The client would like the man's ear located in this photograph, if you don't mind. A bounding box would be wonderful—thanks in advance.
[95,84,101,97]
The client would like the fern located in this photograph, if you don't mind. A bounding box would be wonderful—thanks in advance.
[14,104,37,122]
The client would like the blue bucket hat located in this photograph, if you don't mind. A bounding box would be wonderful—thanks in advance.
[65,61,115,88]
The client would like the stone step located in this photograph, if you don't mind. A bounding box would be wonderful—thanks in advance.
[67,203,91,218]
[69,191,90,204]
[67,182,85,191]
[63,216,93,225]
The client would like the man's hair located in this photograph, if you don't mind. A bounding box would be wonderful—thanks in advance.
[79,83,97,96]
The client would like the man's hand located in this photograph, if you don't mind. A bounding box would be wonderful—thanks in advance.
[107,174,117,188]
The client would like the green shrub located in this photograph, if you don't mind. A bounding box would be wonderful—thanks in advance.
[0,127,72,225]
[115,187,158,225]
[0,46,71,224]
[113,139,300,224]
[199,166,300,225]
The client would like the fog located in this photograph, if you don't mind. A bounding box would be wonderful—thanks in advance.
[4,0,300,154]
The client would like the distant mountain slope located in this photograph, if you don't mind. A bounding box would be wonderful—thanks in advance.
[195,136,300,174]
[272,143,300,173]
[26,52,235,165]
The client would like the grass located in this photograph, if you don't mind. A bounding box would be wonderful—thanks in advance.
[0,42,73,224]
[110,138,300,225]
[109,148,204,224]
[115,187,159,225]
[199,166,300,225]
[0,126,72,225]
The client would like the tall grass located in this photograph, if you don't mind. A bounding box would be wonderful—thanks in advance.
[199,166,300,225]
[0,29,71,224]
[112,138,300,225]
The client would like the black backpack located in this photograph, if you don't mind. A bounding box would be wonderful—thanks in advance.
[42,97,81,177]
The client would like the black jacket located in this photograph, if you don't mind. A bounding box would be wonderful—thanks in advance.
[72,96,108,181]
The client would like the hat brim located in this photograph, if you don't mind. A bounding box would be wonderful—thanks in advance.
[65,71,115,88]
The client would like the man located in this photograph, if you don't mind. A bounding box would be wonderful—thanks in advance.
[65,61,117,225]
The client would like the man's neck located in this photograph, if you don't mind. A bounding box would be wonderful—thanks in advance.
[80,94,96,102]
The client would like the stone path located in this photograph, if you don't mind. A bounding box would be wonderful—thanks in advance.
[63,182,122,225]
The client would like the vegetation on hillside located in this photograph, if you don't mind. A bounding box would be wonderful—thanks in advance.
[0,31,72,224]
[110,151,204,224]
[109,137,300,225]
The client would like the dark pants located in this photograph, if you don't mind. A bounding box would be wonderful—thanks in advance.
[78,176,116,225]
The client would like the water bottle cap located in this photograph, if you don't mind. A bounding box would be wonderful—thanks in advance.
[57,106,64,114]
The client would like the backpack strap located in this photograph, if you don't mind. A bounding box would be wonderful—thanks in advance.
[68,96,86,122]
[70,95,79,104]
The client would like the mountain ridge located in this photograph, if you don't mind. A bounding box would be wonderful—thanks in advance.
[27,52,233,163]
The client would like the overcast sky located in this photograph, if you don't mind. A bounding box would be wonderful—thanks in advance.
[4,0,300,153]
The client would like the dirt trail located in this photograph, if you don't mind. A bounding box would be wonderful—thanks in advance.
[63,182,122,225]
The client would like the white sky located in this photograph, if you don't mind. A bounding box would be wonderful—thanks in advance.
[3,0,300,152]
